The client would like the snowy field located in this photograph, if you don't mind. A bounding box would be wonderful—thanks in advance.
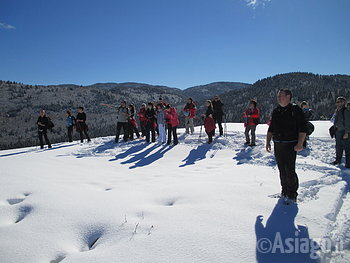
[0,121,349,263]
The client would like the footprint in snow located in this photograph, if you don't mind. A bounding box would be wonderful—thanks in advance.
[6,192,31,205]
[81,228,105,252]
[15,205,33,223]
[7,198,25,205]
[50,255,66,263]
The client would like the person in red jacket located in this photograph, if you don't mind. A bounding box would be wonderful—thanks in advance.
[243,99,260,146]
[138,103,147,138]
[203,100,216,144]
[183,98,196,134]
[165,104,179,145]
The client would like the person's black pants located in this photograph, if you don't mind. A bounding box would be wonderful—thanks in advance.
[116,122,128,142]
[167,124,178,145]
[128,123,140,140]
[67,126,73,142]
[140,122,147,137]
[145,124,156,143]
[214,116,223,136]
[79,129,90,143]
[274,142,299,199]
[38,130,51,149]
[335,130,350,166]
[206,130,215,144]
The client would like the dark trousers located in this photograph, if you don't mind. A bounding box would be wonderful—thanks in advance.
[146,124,156,143]
[38,130,51,149]
[128,123,140,140]
[335,130,350,166]
[245,125,256,144]
[167,124,178,145]
[274,142,299,199]
[79,129,90,143]
[214,115,223,136]
[67,126,73,142]
[206,130,215,144]
[140,122,147,137]
[116,122,128,142]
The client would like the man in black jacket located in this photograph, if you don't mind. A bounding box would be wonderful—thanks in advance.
[212,95,224,136]
[266,89,307,203]
[76,107,91,143]
[36,110,52,149]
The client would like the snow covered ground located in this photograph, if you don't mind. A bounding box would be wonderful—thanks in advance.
[0,121,349,263]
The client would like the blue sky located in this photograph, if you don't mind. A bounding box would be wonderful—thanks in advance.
[0,0,349,89]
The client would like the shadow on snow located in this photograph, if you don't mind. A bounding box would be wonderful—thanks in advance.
[255,199,320,263]
[0,143,76,158]
[179,143,213,167]
[109,143,174,169]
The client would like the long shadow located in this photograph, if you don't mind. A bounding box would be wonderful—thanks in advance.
[109,142,149,161]
[255,199,320,263]
[93,139,142,155]
[92,139,116,154]
[129,144,174,169]
[111,144,160,164]
[0,144,76,158]
[233,146,276,166]
[179,143,212,167]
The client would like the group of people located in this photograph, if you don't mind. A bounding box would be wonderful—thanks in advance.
[100,96,225,145]
[36,107,91,149]
[36,90,350,205]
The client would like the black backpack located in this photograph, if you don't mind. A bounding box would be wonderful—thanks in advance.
[306,121,315,135]
[47,117,55,130]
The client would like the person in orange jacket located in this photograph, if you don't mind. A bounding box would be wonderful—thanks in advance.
[243,99,260,146]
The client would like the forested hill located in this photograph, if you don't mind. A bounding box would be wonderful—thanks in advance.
[0,72,349,150]
[221,73,350,124]
[182,82,251,102]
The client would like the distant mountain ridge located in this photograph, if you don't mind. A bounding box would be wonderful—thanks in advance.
[182,82,251,101]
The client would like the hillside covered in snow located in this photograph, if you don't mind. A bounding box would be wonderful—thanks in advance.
[0,122,349,263]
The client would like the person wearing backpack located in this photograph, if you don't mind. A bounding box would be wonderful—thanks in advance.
[183,98,196,135]
[266,89,307,204]
[331,97,350,168]
[300,101,314,147]
[66,109,75,142]
[165,104,179,145]
[36,110,52,149]
[76,106,91,143]
[243,99,260,146]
